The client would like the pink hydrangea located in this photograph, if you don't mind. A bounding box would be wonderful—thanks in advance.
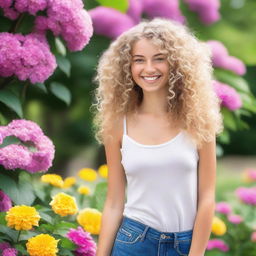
[0,119,55,173]
[251,231,256,242]
[215,201,232,215]
[142,0,185,24]
[207,40,246,75]
[89,6,135,39]
[0,242,11,251]
[236,187,256,205]
[2,248,18,256]
[184,0,221,24]
[244,168,256,181]
[67,226,97,256]
[228,214,243,224]
[35,0,93,51]
[213,80,242,110]
[0,190,12,212]
[0,32,57,84]
[207,239,229,252]
[127,0,143,24]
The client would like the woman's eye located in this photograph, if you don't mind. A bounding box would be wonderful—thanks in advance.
[155,58,165,61]
[134,59,144,63]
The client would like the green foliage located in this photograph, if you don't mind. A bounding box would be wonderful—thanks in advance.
[49,82,72,106]
[95,0,129,13]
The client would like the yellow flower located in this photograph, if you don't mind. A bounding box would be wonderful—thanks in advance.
[77,208,102,235]
[6,205,40,230]
[78,168,98,182]
[50,192,78,217]
[98,164,108,178]
[77,186,91,195]
[41,174,64,188]
[62,177,76,188]
[212,216,227,236]
[26,234,58,256]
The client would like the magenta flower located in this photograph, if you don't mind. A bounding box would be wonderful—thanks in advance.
[184,0,221,24]
[89,6,135,39]
[0,32,57,84]
[215,201,232,215]
[0,190,12,212]
[67,226,97,256]
[213,80,242,110]
[2,248,18,256]
[127,0,143,24]
[14,0,47,15]
[142,0,185,24]
[236,187,256,205]
[0,242,11,251]
[207,40,246,75]
[0,119,55,173]
[228,214,243,224]
[251,231,256,242]
[35,0,93,51]
[245,168,256,181]
[207,239,229,252]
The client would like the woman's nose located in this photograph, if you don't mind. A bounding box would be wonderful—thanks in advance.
[144,61,156,72]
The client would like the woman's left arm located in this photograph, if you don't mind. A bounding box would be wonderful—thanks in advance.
[188,138,216,256]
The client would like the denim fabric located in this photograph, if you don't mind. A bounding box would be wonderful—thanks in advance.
[110,216,193,256]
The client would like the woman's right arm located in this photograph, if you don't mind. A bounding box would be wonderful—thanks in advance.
[96,118,127,256]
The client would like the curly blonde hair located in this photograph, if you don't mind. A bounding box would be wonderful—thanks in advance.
[90,18,223,149]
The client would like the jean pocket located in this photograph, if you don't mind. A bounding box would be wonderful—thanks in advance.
[115,225,142,244]
[175,239,192,256]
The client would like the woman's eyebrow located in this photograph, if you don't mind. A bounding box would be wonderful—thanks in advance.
[132,53,165,58]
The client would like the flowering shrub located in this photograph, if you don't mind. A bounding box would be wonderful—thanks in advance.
[207,169,256,255]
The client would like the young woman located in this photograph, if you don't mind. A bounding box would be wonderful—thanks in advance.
[92,18,223,256]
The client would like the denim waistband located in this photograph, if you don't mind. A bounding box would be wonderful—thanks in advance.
[121,215,193,242]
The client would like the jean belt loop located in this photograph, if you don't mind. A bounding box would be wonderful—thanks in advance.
[174,232,179,248]
[140,226,150,242]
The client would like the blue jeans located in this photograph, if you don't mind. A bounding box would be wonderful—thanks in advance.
[110,216,193,256]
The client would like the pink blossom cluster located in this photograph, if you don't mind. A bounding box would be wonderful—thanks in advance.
[213,80,242,110]
[228,214,243,224]
[67,226,97,256]
[0,242,18,256]
[0,32,57,84]
[207,239,229,252]
[0,119,55,173]
[184,0,221,24]
[0,0,47,20]
[215,201,232,215]
[34,0,93,51]
[251,231,256,242]
[236,187,256,205]
[244,168,256,181]
[207,40,246,75]
[0,190,12,212]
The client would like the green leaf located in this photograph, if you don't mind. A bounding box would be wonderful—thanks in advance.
[0,90,23,118]
[0,173,19,204]
[16,179,36,206]
[56,55,71,77]
[14,244,28,255]
[34,83,47,93]
[60,237,76,250]
[19,231,39,241]
[58,248,75,256]
[49,82,71,106]
[38,211,54,225]
[0,212,7,225]
[55,37,66,56]
[214,69,251,94]
[217,129,230,144]
[0,224,19,242]
[0,136,20,149]
[91,182,107,211]
[54,221,77,236]
[221,108,237,131]
[38,223,55,232]
[96,0,129,13]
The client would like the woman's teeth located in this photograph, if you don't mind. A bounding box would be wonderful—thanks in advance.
[142,76,160,81]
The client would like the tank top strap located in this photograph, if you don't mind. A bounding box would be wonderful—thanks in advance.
[123,115,127,135]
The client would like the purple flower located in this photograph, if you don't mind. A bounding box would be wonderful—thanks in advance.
[34,0,93,51]
[246,168,256,181]
[184,0,221,24]
[207,239,229,252]
[89,6,135,39]
[0,32,57,84]
[228,214,243,224]
[0,242,11,251]
[213,80,242,110]
[2,248,18,256]
[0,119,55,173]
[14,0,48,15]
[236,187,256,205]
[215,202,232,215]
[127,0,143,24]
[207,40,246,75]
[0,190,12,212]
[142,0,185,24]
[67,226,97,256]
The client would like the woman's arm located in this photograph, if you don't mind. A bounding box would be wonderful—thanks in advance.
[96,119,127,256]
[188,138,217,256]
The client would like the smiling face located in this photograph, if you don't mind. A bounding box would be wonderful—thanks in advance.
[131,38,170,93]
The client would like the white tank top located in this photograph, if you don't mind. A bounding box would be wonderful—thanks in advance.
[121,115,199,232]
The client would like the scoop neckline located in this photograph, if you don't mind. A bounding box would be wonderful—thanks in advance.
[122,131,183,148]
